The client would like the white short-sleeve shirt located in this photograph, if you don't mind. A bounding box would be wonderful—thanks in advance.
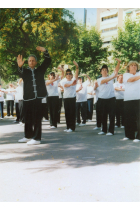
[123,72,140,101]
[5,88,15,100]
[60,77,77,98]
[87,85,94,99]
[76,80,89,102]
[113,82,125,99]
[97,73,115,99]
[0,89,5,102]
[46,79,61,97]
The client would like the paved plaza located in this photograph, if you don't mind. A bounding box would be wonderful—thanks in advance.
[0,113,140,202]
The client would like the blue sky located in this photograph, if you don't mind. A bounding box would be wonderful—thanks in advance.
[67,8,97,27]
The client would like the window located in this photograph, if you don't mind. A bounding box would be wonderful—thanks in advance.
[101,13,118,21]
[103,41,111,44]
[126,11,132,17]
[102,26,117,33]
[136,12,140,16]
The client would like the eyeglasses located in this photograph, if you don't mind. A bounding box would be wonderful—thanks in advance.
[66,73,72,75]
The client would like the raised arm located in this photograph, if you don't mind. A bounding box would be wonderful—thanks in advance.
[36,46,51,73]
[82,74,91,81]
[101,72,118,84]
[17,54,25,77]
[18,78,23,85]
[114,58,121,73]
[46,75,59,85]
[73,61,79,80]
[94,81,98,90]
[58,66,64,80]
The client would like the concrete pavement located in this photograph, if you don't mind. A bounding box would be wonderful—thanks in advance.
[0,114,140,202]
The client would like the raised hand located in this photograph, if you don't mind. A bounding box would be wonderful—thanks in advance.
[73,61,79,68]
[58,66,64,72]
[55,74,59,80]
[115,58,121,63]
[17,54,25,68]
[114,71,118,78]
[36,46,46,52]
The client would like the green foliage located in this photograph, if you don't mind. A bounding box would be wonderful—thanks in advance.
[0,8,77,81]
[61,25,108,79]
[111,17,140,72]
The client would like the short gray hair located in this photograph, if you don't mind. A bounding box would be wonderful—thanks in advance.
[28,54,37,61]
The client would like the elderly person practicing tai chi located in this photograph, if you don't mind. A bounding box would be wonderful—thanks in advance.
[113,74,125,128]
[46,66,64,129]
[17,46,51,145]
[123,60,140,142]
[60,61,79,132]
[97,58,121,136]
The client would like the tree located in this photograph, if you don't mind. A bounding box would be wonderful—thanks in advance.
[61,25,108,79]
[111,17,140,72]
[0,8,77,81]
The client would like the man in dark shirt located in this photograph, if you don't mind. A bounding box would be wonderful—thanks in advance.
[17,46,51,145]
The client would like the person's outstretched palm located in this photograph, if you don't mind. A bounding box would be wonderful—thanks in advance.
[36,46,46,52]
[17,55,25,68]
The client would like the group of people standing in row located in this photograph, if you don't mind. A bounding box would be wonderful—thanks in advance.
[0,46,140,145]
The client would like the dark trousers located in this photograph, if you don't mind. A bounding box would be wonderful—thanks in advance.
[87,98,93,120]
[48,96,59,127]
[24,98,42,141]
[99,97,116,134]
[115,99,124,127]
[124,100,140,140]
[41,103,49,120]
[19,100,24,123]
[64,97,76,131]
[76,101,87,124]
[6,100,14,116]
[15,103,20,121]
[0,102,4,118]
[96,100,102,127]
[57,98,62,123]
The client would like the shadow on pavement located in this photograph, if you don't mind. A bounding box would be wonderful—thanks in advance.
[0,123,140,172]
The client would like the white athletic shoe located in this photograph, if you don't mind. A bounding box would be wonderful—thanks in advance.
[51,126,56,129]
[27,139,41,145]
[76,123,80,125]
[67,128,73,132]
[0,117,4,120]
[93,127,100,130]
[79,123,86,127]
[133,139,140,142]
[9,115,14,118]
[98,131,105,135]
[88,119,92,122]
[44,119,49,122]
[122,137,129,140]
[121,126,125,129]
[64,129,68,132]
[106,132,113,136]
[18,137,30,143]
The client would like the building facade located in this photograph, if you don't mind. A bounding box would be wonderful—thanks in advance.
[97,8,140,48]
